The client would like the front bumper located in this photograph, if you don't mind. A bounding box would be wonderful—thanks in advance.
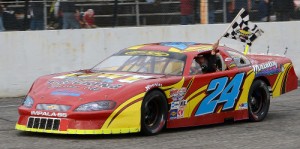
[15,115,140,134]
[15,124,140,134]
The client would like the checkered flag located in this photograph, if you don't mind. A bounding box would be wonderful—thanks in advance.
[223,8,264,46]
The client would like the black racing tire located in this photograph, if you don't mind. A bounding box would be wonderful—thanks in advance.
[141,90,167,135]
[248,80,270,122]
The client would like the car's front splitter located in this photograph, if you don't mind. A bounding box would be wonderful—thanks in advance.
[15,123,140,134]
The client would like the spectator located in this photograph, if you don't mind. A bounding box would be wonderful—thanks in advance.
[2,7,21,31]
[230,0,252,18]
[258,0,269,21]
[60,0,80,29]
[180,0,194,25]
[0,5,5,31]
[29,0,44,30]
[273,0,295,21]
[49,0,63,29]
[208,0,215,24]
[83,9,96,28]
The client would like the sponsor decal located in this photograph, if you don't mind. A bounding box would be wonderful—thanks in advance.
[124,51,169,57]
[47,105,58,110]
[170,109,178,120]
[252,61,282,76]
[51,90,83,97]
[177,107,185,119]
[238,103,248,110]
[170,99,187,119]
[171,101,180,109]
[145,83,162,91]
[31,111,67,118]
[235,29,259,41]
[48,79,122,91]
[179,100,187,106]
[170,88,187,101]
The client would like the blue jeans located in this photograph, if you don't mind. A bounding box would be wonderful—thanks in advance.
[209,10,215,24]
[63,12,80,29]
[0,16,5,31]
[181,15,194,25]
[30,19,44,30]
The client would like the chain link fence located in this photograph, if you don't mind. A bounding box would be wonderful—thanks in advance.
[0,0,300,31]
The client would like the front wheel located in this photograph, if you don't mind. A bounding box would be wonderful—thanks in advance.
[248,80,270,122]
[141,90,167,135]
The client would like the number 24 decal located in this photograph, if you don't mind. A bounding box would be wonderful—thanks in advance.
[195,73,245,116]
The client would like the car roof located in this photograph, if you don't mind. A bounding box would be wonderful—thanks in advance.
[126,42,225,54]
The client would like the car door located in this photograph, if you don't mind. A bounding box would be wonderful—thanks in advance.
[184,50,250,126]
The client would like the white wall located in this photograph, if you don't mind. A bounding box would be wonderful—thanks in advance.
[0,21,300,97]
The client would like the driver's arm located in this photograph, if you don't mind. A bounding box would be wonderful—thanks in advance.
[211,39,220,55]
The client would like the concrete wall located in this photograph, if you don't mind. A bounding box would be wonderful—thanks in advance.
[1,21,300,97]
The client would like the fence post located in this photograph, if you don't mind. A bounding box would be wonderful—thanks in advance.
[24,0,29,30]
[200,0,208,24]
[113,0,118,27]
[43,0,47,30]
[135,0,140,26]
[223,0,227,23]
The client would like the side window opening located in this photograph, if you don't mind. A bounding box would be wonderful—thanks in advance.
[227,50,251,67]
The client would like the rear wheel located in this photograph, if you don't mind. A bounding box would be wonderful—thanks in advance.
[248,80,270,122]
[141,90,167,135]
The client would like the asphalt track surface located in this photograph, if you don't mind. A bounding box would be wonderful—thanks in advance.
[0,88,300,149]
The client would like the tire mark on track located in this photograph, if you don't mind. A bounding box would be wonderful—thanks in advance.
[0,117,15,123]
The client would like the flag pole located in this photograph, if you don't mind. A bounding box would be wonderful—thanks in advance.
[218,8,246,41]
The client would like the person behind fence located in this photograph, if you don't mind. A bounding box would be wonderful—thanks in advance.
[60,0,80,29]
[29,0,44,30]
[0,4,5,31]
[258,0,269,22]
[230,0,252,19]
[83,9,96,28]
[180,0,194,25]
[273,0,295,21]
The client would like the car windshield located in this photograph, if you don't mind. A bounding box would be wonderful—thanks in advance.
[92,50,187,75]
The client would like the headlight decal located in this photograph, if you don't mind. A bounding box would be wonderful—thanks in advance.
[74,100,116,112]
[22,96,34,108]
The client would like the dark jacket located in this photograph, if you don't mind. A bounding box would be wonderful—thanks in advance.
[201,55,217,73]
[30,1,44,19]
[60,1,76,13]
[273,0,294,13]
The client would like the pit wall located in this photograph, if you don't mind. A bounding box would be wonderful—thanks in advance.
[1,21,299,97]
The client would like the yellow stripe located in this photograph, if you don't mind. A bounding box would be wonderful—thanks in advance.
[160,77,185,99]
[101,93,145,129]
[186,91,207,117]
[185,85,207,117]
[186,85,207,101]
[127,45,145,50]
[168,48,182,53]
[184,45,213,53]
[15,124,140,135]
[272,63,291,97]
[235,70,255,110]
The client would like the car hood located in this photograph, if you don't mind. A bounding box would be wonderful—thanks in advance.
[29,70,166,105]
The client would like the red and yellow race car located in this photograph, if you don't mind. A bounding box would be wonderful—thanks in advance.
[16,42,298,135]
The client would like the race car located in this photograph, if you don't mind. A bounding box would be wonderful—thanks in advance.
[16,42,298,135]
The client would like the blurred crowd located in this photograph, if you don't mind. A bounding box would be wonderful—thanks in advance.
[180,0,298,25]
[0,0,299,31]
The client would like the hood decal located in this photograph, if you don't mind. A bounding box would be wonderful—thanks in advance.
[48,72,155,91]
